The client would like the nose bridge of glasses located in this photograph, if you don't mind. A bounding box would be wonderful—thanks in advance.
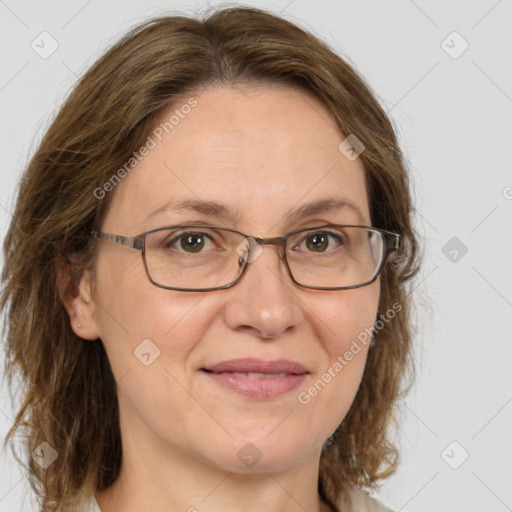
[249,235,288,259]
[236,235,288,269]
[252,235,287,247]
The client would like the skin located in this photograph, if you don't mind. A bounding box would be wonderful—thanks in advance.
[64,84,380,512]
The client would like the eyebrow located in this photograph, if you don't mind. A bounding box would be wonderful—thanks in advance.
[146,197,367,225]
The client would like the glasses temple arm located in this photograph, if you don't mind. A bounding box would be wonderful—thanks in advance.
[384,232,400,253]
[91,231,143,250]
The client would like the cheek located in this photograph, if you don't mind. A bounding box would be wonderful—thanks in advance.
[299,283,379,427]
[91,252,212,378]
[91,265,215,436]
[318,281,380,356]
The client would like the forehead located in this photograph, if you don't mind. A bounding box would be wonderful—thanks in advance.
[102,85,370,233]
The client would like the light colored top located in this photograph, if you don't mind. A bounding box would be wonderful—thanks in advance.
[78,495,101,512]
[78,487,393,512]
[337,485,394,511]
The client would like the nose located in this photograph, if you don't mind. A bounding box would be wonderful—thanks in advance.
[222,241,304,340]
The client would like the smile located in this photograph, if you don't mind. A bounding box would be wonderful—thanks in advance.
[201,358,309,399]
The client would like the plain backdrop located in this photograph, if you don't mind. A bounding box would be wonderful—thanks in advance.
[0,1,511,511]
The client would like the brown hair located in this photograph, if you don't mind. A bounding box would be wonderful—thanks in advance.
[1,6,420,511]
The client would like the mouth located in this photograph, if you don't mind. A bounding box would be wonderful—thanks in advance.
[200,358,309,399]
[203,371,290,379]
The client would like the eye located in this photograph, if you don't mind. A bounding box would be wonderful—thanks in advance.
[167,231,217,254]
[297,230,345,253]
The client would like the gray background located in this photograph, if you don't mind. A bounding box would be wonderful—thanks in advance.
[1,0,511,510]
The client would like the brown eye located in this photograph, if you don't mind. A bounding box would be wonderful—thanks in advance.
[306,233,329,252]
[180,233,206,253]
[163,232,216,254]
[299,231,344,253]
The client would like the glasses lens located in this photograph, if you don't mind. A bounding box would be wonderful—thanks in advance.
[144,226,247,290]
[286,226,384,289]
[143,225,385,290]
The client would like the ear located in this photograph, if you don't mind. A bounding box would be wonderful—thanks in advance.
[56,256,100,341]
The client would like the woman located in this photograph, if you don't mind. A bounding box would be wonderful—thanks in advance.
[1,6,419,512]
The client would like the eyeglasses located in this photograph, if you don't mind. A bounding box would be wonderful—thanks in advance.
[91,224,400,292]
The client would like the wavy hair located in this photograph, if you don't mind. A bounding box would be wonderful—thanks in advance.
[1,6,420,511]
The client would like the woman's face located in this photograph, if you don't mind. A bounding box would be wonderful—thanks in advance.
[77,85,380,473]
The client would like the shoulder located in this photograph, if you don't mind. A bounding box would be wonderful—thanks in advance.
[336,484,394,512]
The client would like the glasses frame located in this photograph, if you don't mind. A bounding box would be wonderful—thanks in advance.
[91,223,400,292]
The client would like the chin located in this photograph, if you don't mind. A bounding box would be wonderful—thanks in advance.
[198,432,319,474]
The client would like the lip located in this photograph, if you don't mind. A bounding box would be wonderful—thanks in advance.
[201,358,309,399]
[204,358,309,374]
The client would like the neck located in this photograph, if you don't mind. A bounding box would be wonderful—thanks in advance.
[95,434,331,512]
